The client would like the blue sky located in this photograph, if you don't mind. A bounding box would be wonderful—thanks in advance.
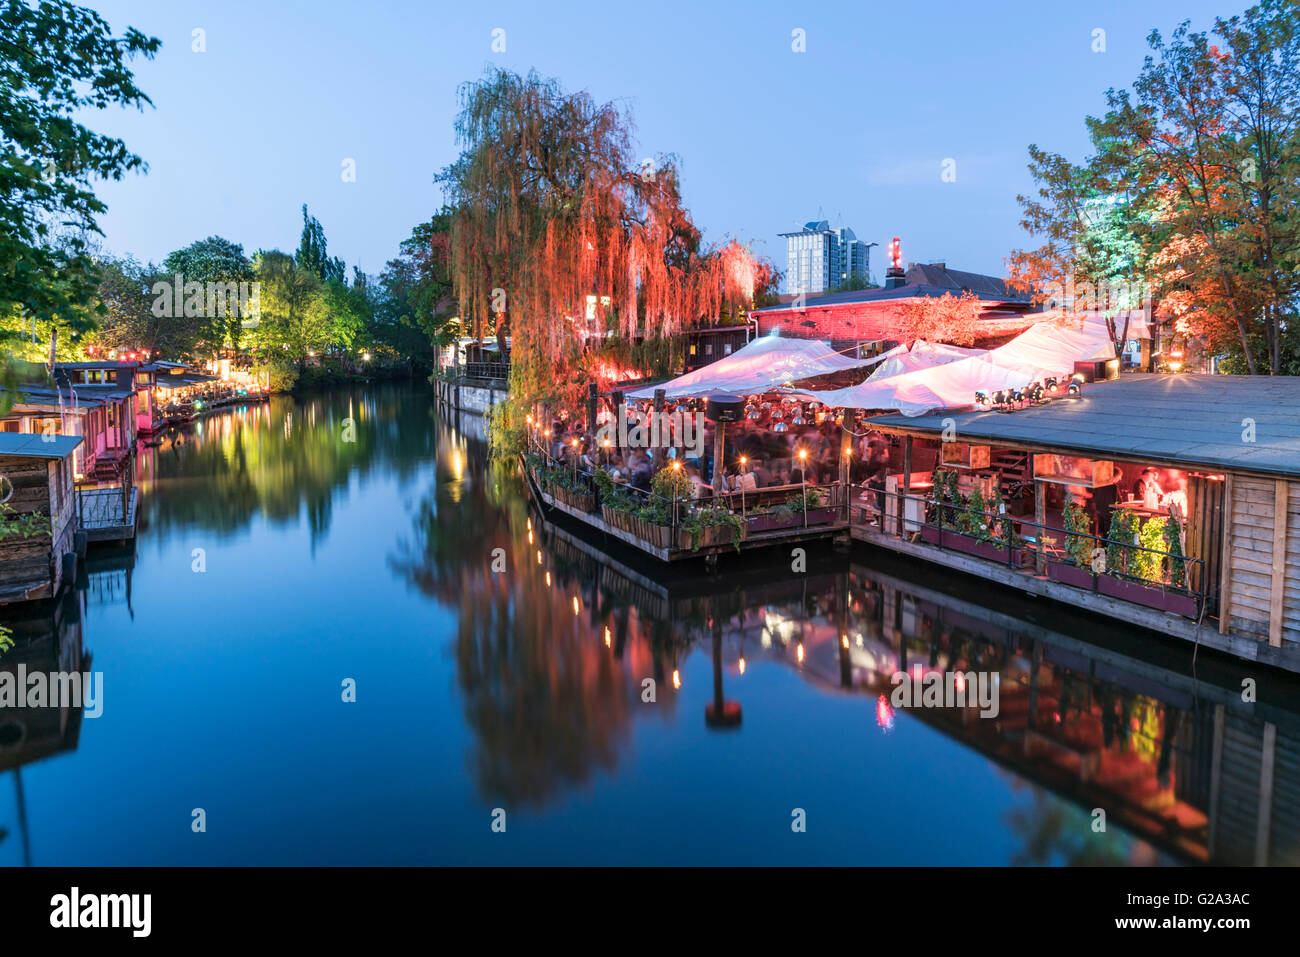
[81,0,1246,281]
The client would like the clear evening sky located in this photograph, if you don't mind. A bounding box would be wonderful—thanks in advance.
[81,0,1244,281]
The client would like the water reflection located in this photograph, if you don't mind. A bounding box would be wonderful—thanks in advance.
[0,595,87,866]
[403,410,1300,866]
[0,387,1295,865]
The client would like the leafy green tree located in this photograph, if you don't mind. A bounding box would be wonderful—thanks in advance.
[0,1,159,386]
[251,250,329,362]
[93,255,205,358]
[161,236,254,353]
[296,205,345,284]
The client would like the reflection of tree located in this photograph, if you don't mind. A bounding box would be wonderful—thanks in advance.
[389,421,642,808]
[1003,783,1131,866]
[136,385,435,547]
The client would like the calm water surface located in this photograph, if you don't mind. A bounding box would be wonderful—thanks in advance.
[2,383,1297,865]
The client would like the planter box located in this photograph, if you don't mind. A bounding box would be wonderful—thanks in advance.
[745,506,837,534]
[920,525,1022,564]
[1047,560,1097,591]
[1098,575,1198,618]
[675,523,745,551]
[551,485,596,512]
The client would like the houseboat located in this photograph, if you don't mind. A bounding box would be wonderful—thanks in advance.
[859,373,1300,673]
[0,434,83,605]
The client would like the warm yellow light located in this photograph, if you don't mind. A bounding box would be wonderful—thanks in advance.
[527,530,533,545]
[543,430,551,437]
[738,656,746,674]
[602,438,610,447]
[526,415,533,424]
[798,449,808,460]
[545,571,551,587]
[572,596,580,615]
[536,550,542,564]
[570,438,579,447]
[739,456,747,466]
[672,669,681,690]
[604,627,611,647]
[841,634,849,649]
[672,460,681,471]
[796,642,805,663]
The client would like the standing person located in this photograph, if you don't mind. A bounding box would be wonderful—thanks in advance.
[1091,475,1120,541]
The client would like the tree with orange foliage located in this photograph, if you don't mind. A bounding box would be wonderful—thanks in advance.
[437,68,768,450]
[896,291,984,347]
[1011,0,1300,374]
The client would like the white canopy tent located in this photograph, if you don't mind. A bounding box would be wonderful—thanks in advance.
[865,340,988,381]
[798,316,1123,416]
[625,334,875,399]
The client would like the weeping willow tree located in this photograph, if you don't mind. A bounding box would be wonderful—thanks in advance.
[437,68,764,453]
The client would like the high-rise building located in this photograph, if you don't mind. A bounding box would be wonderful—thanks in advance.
[779,220,873,295]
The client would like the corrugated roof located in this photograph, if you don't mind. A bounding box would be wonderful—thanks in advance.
[0,433,84,459]
[869,373,1300,478]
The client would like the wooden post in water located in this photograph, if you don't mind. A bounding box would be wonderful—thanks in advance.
[652,389,666,472]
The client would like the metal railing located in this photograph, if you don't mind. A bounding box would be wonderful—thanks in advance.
[852,483,1206,616]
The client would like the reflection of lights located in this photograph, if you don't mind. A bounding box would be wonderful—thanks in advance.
[545,572,551,587]
[536,550,542,564]
[572,596,580,615]
[876,694,895,731]
[604,627,611,647]
[841,634,849,649]
[738,656,746,675]
[527,530,533,545]
[954,672,966,693]
[796,642,805,664]
[450,449,464,480]
[672,669,681,690]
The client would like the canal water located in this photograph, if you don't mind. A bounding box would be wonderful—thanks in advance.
[2,383,1297,865]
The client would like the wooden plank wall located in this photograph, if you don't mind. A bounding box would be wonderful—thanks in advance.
[1223,476,1276,639]
[0,454,55,601]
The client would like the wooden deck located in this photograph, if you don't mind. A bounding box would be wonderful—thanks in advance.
[78,486,138,543]
[849,521,1300,675]
[523,465,848,562]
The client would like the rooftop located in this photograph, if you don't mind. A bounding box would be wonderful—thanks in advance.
[752,262,1031,313]
[869,374,1300,478]
[0,433,84,459]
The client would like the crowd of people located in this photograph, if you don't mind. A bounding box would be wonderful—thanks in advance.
[544,413,898,503]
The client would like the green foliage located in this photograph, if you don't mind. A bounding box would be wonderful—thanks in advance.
[1062,499,1095,569]
[1166,512,1188,589]
[682,505,744,551]
[0,0,160,328]
[161,235,254,352]
[1134,517,1168,584]
[1106,508,1140,578]
[963,485,988,538]
[296,205,346,283]
[651,465,691,505]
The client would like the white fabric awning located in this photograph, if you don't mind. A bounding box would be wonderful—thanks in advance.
[866,340,987,381]
[626,335,875,399]
[799,316,1120,416]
